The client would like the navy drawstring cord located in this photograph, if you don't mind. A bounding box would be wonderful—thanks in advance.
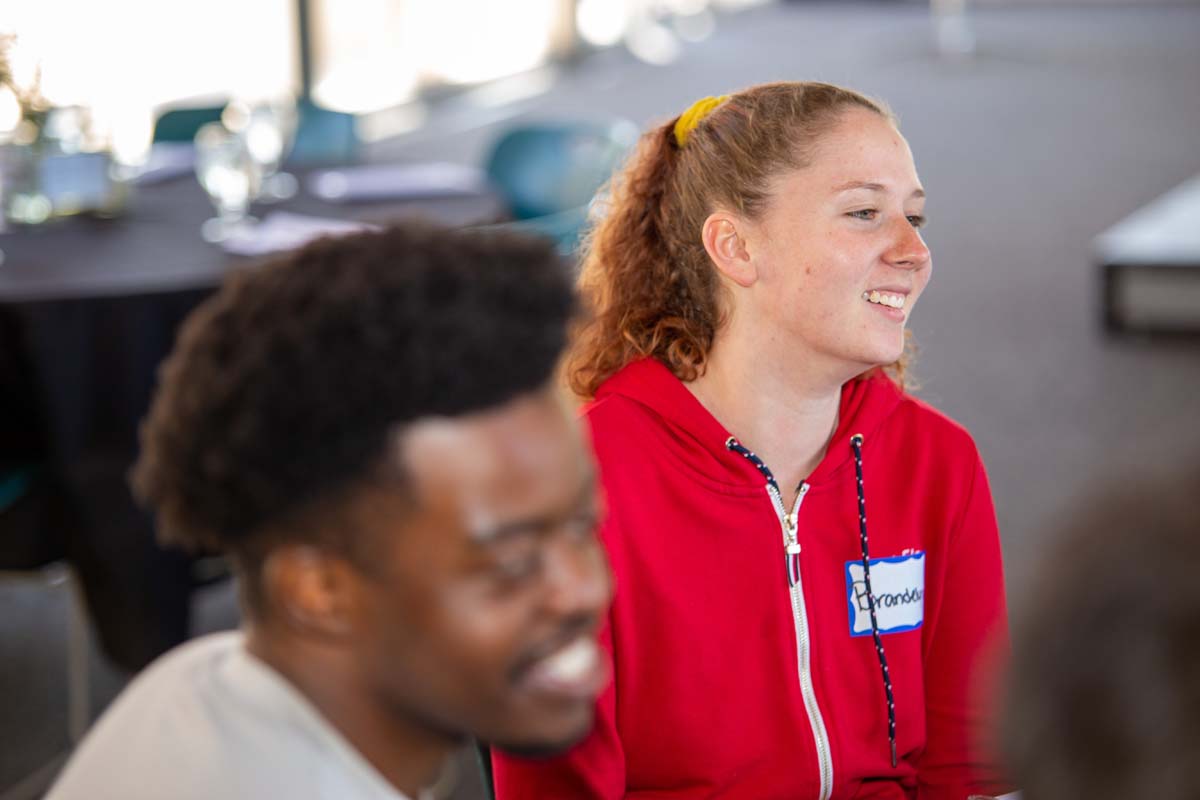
[851,433,898,768]
[727,432,899,768]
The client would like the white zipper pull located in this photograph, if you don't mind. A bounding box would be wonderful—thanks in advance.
[783,515,800,554]
[784,482,810,554]
[767,483,799,554]
[782,527,801,554]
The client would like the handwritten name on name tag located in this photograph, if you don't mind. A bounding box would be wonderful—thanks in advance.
[845,552,925,636]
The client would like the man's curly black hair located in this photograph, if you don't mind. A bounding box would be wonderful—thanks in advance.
[131,223,575,563]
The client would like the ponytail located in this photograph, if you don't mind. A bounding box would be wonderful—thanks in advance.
[566,120,723,398]
[565,82,904,399]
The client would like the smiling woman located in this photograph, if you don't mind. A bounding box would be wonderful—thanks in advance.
[713,107,931,386]
[493,81,1013,800]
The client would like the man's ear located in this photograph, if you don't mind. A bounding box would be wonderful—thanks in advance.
[262,545,357,639]
[701,211,757,288]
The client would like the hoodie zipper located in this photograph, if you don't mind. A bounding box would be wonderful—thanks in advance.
[766,480,834,800]
[728,437,834,800]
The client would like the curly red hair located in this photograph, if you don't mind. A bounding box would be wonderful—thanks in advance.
[566,81,914,399]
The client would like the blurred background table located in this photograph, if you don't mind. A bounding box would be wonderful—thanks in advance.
[0,171,503,671]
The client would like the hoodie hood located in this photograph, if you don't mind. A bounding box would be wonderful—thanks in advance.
[498,356,1010,799]
[592,357,905,490]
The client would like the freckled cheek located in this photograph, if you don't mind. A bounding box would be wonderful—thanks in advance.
[806,303,842,330]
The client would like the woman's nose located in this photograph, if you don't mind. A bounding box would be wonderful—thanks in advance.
[886,219,931,270]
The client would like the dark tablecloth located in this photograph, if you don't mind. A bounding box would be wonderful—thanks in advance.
[0,172,503,670]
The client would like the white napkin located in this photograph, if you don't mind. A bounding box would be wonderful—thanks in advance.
[220,211,376,257]
[308,162,488,203]
[132,143,196,185]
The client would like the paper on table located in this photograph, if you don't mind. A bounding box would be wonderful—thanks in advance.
[219,211,376,257]
[132,143,196,186]
[308,161,489,203]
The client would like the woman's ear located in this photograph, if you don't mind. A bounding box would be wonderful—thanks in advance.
[701,212,757,288]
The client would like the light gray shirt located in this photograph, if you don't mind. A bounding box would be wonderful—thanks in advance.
[47,631,414,800]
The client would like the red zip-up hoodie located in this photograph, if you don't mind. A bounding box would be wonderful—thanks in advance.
[494,358,1010,799]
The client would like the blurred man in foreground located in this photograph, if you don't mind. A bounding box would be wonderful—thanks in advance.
[47,224,612,800]
[1004,465,1200,800]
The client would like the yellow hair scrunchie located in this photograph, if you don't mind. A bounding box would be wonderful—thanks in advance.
[673,94,729,148]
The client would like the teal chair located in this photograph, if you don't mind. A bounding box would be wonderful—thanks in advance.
[152,104,227,143]
[0,468,33,518]
[288,99,359,166]
[482,119,638,255]
[152,100,357,165]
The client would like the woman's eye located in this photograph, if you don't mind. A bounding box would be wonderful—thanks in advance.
[907,215,927,229]
[848,209,878,221]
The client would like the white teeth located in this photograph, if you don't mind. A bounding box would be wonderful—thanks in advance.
[864,291,905,309]
[539,638,598,683]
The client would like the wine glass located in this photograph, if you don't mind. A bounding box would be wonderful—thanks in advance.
[194,121,261,243]
[232,99,298,202]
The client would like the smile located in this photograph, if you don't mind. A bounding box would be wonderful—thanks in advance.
[520,636,608,700]
[863,290,906,310]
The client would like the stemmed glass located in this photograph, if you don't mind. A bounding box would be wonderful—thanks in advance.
[235,99,298,202]
[194,121,260,243]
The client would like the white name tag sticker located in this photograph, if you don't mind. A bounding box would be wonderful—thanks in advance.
[845,552,925,637]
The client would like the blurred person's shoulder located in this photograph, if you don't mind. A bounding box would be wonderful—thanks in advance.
[46,631,409,800]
